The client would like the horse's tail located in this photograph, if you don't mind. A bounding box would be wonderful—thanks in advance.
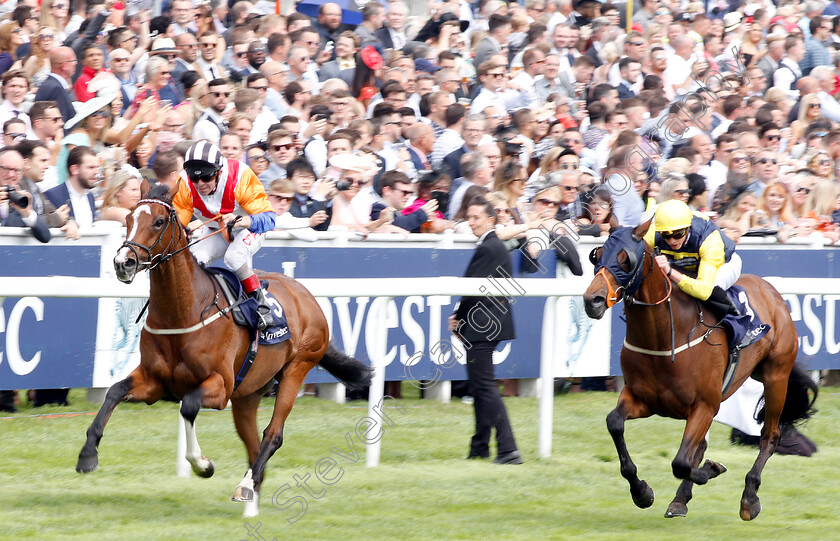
[319,343,373,390]
[756,362,819,425]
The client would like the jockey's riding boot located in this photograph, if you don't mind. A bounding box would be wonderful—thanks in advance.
[707,286,742,318]
[241,274,273,331]
[249,287,274,331]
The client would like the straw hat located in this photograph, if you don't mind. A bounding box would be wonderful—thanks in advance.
[65,92,118,132]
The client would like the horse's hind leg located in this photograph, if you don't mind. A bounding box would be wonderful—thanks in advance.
[76,368,164,473]
[607,388,654,509]
[741,372,785,521]
[233,361,313,508]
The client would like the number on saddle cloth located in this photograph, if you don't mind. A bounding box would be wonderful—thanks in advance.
[720,286,770,352]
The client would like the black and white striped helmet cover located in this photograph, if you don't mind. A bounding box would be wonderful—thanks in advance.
[184,141,224,170]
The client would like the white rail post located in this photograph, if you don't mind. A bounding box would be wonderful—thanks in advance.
[538,296,557,458]
[366,296,390,467]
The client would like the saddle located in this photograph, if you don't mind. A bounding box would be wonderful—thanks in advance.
[204,264,292,390]
[706,285,771,395]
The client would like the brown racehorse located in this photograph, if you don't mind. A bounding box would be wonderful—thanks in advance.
[76,181,372,517]
[583,220,816,521]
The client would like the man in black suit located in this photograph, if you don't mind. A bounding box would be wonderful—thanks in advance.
[33,47,77,122]
[375,1,408,51]
[45,146,98,228]
[449,198,523,465]
[312,2,352,56]
[0,148,51,243]
[441,114,486,179]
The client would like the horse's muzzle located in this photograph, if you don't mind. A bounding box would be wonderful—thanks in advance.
[584,294,606,319]
[114,251,138,283]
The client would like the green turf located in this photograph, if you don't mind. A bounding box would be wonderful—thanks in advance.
[1,386,838,541]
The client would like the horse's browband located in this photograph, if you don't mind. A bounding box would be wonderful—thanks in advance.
[137,199,174,211]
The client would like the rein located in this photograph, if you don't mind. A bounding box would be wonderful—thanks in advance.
[621,250,679,363]
[123,199,238,332]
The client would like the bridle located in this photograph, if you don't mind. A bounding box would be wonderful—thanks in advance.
[119,199,185,277]
[119,198,231,279]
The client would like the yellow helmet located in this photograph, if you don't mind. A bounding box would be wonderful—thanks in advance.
[654,200,693,233]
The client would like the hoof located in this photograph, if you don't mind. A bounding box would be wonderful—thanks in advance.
[631,481,655,509]
[705,460,727,478]
[76,454,99,474]
[665,502,687,518]
[192,458,215,478]
[740,498,762,521]
[232,485,255,503]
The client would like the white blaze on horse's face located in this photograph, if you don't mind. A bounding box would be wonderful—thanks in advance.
[114,204,151,267]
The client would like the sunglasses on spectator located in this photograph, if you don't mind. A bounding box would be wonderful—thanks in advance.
[537,198,560,207]
[486,73,505,79]
[113,57,130,63]
[52,3,68,8]
[756,157,777,164]
[674,189,692,195]
[235,52,247,58]
[629,41,645,46]
[731,156,749,164]
[249,153,269,162]
[268,194,295,202]
[809,103,821,109]
[200,42,217,48]
[797,187,811,194]
[250,85,268,91]
[561,185,578,191]
[272,143,294,151]
[40,34,55,40]
[6,133,26,142]
[660,228,688,240]
[210,91,230,98]
[764,134,780,141]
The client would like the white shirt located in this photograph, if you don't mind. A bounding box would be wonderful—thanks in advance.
[0,100,32,135]
[249,106,280,145]
[67,180,93,227]
[699,159,728,199]
[774,58,802,99]
[470,87,507,115]
[195,58,227,82]
[663,54,695,92]
[192,108,227,144]
[509,71,539,110]
[817,90,840,123]
[304,134,328,177]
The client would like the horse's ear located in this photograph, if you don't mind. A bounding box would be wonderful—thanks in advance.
[140,177,151,198]
[632,217,653,242]
[166,177,182,203]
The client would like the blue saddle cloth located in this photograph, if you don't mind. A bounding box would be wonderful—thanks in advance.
[204,264,292,346]
[720,285,770,351]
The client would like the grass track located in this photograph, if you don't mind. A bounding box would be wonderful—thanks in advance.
[1,387,839,541]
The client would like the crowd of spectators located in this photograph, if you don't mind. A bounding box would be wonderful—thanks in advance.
[3,0,840,247]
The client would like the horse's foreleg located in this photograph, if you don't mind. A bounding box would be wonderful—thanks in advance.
[181,372,228,478]
[671,404,720,485]
[76,368,164,473]
[665,438,727,518]
[233,362,311,512]
[741,373,785,521]
[232,391,264,518]
[607,387,654,509]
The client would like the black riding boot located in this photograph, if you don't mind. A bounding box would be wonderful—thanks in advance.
[249,288,274,330]
[707,286,742,318]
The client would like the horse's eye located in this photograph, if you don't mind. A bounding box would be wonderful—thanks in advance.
[153,217,165,228]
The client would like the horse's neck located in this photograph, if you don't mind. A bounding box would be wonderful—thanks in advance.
[625,253,690,347]
[148,250,214,326]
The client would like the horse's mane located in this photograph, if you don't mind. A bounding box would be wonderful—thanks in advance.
[146,183,174,204]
